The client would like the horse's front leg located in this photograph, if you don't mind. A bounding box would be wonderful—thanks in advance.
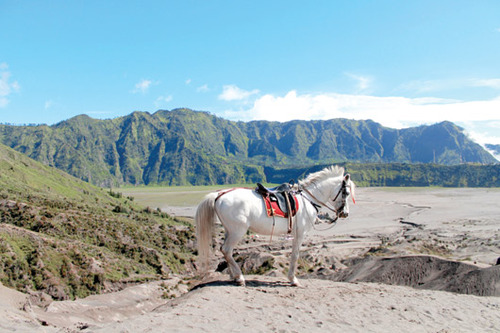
[288,229,305,287]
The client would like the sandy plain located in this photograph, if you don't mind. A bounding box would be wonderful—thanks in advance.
[1,187,499,332]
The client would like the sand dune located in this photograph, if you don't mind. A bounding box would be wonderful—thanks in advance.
[329,255,500,296]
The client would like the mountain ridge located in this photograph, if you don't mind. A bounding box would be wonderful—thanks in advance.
[0,108,496,186]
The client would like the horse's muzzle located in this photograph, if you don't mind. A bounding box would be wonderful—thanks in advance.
[338,211,348,218]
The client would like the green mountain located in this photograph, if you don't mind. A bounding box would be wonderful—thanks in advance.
[265,162,500,187]
[0,143,194,300]
[0,109,496,186]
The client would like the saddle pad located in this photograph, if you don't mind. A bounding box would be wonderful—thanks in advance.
[263,195,299,218]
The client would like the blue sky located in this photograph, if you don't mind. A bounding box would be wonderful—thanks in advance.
[1,1,500,154]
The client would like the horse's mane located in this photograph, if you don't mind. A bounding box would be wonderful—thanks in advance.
[299,165,344,188]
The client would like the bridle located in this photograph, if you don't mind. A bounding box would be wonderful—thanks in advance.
[300,179,350,222]
[332,180,350,215]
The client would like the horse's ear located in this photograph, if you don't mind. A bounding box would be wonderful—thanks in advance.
[345,174,356,204]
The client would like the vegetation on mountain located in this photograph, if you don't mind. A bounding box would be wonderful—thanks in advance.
[266,162,500,187]
[0,108,497,187]
[0,143,194,300]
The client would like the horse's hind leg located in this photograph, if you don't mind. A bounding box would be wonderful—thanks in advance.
[288,230,305,287]
[221,228,247,286]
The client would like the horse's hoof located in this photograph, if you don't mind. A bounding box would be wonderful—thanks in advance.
[290,277,301,287]
[235,277,246,287]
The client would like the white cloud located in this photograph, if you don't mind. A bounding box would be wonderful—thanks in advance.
[185,78,192,85]
[218,84,259,101]
[346,73,372,92]
[0,63,20,108]
[44,100,54,109]
[244,90,344,121]
[400,79,462,94]
[466,128,500,161]
[460,120,500,145]
[132,79,153,94]
[401,77,500,94]
[487,120,500,129]
[155,95,173,108]
[224,90,500,145]
[470,78,500,89]
[467,130,500,145]
[197,84,209,92]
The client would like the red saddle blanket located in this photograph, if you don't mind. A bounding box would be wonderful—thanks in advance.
[263,195,299,218]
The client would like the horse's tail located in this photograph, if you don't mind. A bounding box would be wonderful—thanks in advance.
[195,192,219,273]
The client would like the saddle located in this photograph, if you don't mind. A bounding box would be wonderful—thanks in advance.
[255,182,299,234]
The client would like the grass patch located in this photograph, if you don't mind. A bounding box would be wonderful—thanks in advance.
[120,184,257,208]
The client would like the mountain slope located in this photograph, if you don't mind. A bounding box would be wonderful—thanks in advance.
[0,143,194,300]
[0,109,496,186]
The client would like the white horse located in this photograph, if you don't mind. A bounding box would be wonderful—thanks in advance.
[195,165,355,287]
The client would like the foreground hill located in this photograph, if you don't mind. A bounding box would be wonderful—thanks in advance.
[0,143,194,300]
[0,108,496,186]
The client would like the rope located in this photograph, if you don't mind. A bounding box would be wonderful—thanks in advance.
[310,217,338,231]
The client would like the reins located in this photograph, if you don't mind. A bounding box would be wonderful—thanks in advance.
[300,184,343,216]
[310,217,338,231]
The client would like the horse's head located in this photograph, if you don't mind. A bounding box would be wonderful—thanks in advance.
[299,166,356,220]
[331,174,355,219]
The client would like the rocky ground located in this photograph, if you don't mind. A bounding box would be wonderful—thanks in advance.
[1,187,499,332]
